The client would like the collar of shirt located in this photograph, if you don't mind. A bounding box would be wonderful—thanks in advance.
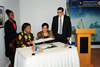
[23,31,31,37]
[58,15,64,23]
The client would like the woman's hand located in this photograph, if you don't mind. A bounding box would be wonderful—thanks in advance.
[9,43,13,48]
[29,41,33,45]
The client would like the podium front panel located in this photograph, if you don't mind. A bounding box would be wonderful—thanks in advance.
[80,37,88,53]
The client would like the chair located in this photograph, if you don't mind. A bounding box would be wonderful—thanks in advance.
[12,37,19,56]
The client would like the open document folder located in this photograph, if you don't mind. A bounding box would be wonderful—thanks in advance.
[34,38,55,44]
[34,38,56,49]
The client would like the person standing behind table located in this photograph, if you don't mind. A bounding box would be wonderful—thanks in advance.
[51,7,72,44]
[18,23,34,47]
[4,9,18,67]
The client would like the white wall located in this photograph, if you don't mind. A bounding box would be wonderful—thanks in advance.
[19,0,66,39]
[0,28,9,67]
[0,0,20,67]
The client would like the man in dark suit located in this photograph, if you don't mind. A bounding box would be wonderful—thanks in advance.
[51,7,72,44]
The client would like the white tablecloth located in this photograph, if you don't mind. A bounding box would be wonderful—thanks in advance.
[14,42,80,67]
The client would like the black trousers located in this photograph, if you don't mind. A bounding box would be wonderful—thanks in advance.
[55,34,68,44]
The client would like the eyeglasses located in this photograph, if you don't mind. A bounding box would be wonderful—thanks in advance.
[57,12,63,14]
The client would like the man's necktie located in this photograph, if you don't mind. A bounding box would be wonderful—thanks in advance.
[59,16,62,34]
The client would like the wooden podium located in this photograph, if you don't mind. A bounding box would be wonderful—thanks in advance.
[73,29,95,67]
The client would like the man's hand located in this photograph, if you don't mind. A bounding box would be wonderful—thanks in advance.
[67,37,70,40]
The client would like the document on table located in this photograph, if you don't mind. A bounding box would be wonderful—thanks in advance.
[37,44,52,49]
[34,38,55,44]
[37,44,57,49]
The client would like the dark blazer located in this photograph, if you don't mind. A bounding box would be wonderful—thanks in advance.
[51,15,72,40]
[4,20,18,57]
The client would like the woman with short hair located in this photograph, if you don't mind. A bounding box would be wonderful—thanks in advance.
[36,23,54,41]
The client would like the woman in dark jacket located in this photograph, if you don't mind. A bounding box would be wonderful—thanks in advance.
[4,9,17,67]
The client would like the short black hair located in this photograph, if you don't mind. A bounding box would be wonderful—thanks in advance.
[22,23,31,31]
[57,7,64,12]
[42,23,49,28]
[6,9,13,16]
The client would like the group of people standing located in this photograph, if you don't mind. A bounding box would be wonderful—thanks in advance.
[4,7,71,67]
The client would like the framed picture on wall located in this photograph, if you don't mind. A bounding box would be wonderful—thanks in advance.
[0,6,5,28]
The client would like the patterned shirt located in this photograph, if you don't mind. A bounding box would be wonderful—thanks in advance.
[36,30,54,40]
[18,31,34,47]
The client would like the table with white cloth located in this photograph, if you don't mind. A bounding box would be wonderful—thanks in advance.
[14,42,80,67]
